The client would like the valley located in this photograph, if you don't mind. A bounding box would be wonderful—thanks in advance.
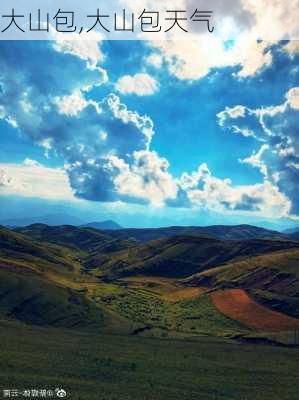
[0,223,299,399]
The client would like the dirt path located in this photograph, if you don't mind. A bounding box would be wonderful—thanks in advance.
[211,289,299,332]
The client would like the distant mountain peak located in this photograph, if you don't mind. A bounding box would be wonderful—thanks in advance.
[81,220,123,230]
[1,213,84,227]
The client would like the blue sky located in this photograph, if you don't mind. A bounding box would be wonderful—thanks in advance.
[0,38,298,229]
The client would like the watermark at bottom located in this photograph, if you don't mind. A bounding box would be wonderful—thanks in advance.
[2,388,67,398]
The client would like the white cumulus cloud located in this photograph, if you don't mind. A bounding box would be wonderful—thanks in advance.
[0,160,75,201]
[108,151,178,207]
[115,73,159,96]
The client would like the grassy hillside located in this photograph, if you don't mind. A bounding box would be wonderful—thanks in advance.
[185,249,299,317]
[87,279,250,337]
[1,224,299,399]
[1,225,299,336]
[16,224,133,253]
[0,320,299,400]
[0,226,255,336]
[106,224,287,242]
[0,225,78,274]
[0,226,105,329]
[87,236,299,279]
[0,267,104,329]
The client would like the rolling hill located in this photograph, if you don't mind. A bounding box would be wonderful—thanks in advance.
[1,223,299,338]
[0,226,104,329]
[87,235,299,279]
[0,267,104,329]
[0,225,77,273]
[185,248,299,317]
[105,224,287,242]
[16,224,133,254]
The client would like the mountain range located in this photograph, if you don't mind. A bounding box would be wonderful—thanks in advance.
[105,224,288,242]
[0,222,298,340]
[1,214,123,230]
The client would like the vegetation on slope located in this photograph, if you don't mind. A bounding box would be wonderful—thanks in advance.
[0,226,106,329]
[1,320,299,400]
[16,224,133,253]
[186,249,299,317]
[0,267,104,329]
[105,224,288,242]
[1,225,298,336]
[88,236,299,279]
[1,219,299,400]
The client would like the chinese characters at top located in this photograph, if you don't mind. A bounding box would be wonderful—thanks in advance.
[0,8,215,35]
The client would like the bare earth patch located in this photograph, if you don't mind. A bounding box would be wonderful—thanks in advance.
[211,289,299,332]
[161,287,206,302]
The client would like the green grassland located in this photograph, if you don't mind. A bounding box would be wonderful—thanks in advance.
[0,320,299,400]
[0,225,298,336]
[0,264,249,338]
[87,280,250,337]
[1,225,299,399]
[102,224,288,242]
[87,236,299,279]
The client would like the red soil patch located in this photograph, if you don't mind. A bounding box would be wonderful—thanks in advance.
[211,289,299,332]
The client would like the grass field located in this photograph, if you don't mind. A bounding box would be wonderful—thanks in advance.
[1,225,299,399]
[0,320,299,400]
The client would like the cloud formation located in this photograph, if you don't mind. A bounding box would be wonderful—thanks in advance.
[178,163,290,217]
[0,159,75,201]
[141,1,298,81]
[218,87,299,216]
[115,73,159,96]
[147,38,274,81]
[0,41,157,204]
[0,38,298,220]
